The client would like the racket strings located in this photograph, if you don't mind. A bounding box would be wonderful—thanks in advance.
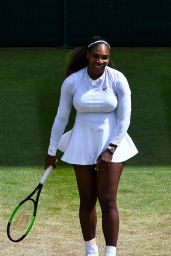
[9,200,34,241]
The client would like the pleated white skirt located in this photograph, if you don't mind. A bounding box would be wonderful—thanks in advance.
[58,112,138,164]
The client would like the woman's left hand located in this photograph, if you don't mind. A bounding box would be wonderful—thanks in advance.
[96,150,113,171]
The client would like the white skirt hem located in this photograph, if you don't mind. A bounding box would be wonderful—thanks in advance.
[58,130,138,164]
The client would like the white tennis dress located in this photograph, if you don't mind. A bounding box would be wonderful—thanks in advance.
[48,66,138,164]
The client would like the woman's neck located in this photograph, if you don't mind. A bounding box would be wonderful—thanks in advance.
[87,67,104,80]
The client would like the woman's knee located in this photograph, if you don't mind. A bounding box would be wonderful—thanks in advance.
[80,194,97,211]
[98,194,117,213]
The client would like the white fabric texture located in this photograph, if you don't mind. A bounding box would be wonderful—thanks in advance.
[85,241,98,255]
[48,66,138,164]
[104,246,116,256]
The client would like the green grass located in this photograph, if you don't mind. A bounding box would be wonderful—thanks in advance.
[0,48,171,255]
[0,166,170,255]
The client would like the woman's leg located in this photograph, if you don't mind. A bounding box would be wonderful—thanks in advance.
[96,162,124,246]
[73,164,98,241]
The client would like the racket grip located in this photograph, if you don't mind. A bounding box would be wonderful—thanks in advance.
[40,166,53,185]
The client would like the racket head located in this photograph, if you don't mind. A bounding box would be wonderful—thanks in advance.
[7,199,36,242]
[7,167,52,243]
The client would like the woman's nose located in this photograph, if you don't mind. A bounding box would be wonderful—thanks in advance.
[97,58,103,64]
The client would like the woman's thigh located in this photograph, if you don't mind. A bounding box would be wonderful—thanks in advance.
[96,163,124,203]
[73,164,97,202]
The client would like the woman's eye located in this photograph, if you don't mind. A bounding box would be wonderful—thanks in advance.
[92,54,99,59]
[102,56,108,60]
[92,55,108,59]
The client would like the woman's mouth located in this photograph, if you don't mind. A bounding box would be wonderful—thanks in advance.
[95,64,105,68]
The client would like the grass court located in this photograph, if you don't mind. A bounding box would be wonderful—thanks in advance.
[0,48,171,255]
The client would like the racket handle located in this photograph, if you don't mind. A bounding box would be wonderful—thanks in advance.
[40,166,53,185]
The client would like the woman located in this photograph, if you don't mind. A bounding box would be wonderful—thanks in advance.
[45,36,138,256]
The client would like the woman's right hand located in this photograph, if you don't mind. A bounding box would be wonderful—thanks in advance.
[44,155,57,169]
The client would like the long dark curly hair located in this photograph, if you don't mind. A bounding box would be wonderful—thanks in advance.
[65,36,114,78]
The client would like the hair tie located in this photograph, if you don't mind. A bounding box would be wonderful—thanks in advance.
[88,40,110,49]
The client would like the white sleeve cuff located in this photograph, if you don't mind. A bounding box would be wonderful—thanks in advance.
[48,146,57,156]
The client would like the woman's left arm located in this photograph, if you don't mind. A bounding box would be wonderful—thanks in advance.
[110,72,131,146]
[96,72,131,170]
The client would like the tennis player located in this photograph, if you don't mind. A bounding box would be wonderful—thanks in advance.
[45,36,138,256]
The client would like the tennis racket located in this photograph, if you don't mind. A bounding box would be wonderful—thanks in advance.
[7,165,53,242]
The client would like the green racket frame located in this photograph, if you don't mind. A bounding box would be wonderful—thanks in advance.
[7,166,53,242]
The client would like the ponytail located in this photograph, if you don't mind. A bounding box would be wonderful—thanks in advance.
[65,46,88,77]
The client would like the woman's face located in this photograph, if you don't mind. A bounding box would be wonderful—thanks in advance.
[86,44,110,79]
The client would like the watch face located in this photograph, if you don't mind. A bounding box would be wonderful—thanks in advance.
[107,146,115,154]
[111,147,115,153]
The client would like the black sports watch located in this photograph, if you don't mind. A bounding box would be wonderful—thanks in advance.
[107,143,117,155]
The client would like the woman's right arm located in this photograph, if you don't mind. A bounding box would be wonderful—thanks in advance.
[45,76,74,169]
